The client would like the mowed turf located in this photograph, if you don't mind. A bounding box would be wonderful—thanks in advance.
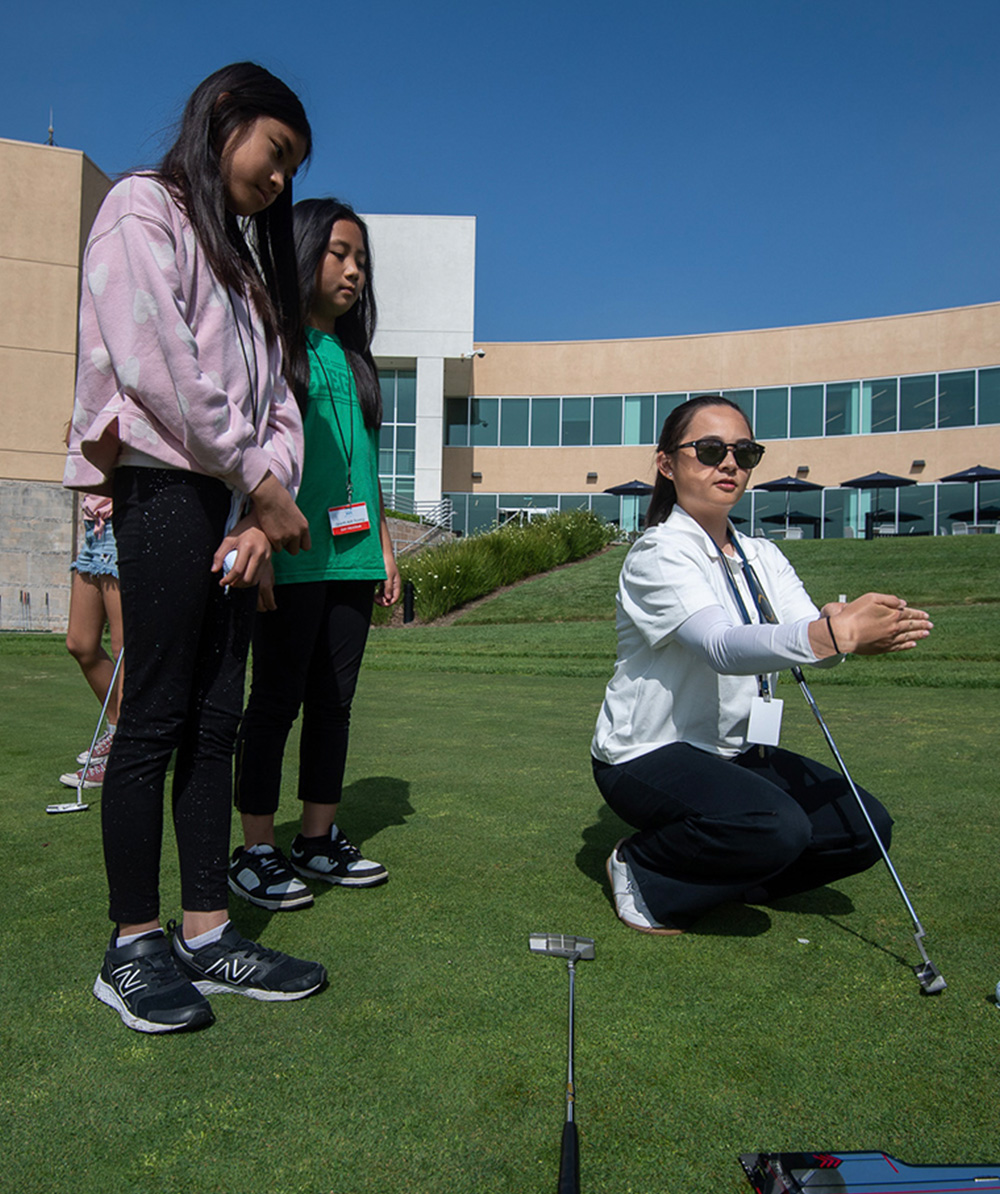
[1,534,998,1194]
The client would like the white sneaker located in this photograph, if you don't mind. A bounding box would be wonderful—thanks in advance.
[606,839,682,936]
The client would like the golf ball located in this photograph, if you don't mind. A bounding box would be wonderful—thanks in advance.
[223,549,238,573]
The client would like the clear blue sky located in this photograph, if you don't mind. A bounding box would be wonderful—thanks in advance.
[3,0,997,343]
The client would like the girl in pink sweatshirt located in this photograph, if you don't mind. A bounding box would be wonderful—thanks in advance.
[64,62,326,1034]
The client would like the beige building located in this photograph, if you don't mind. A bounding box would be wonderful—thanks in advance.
[1,133,998,629]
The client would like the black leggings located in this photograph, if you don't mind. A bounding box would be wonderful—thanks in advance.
[104,467,255,924]
[593,742,893,931]
[234,579,374,816]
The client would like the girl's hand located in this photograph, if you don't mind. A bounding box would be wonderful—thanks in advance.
[251,472,311,554]
[256,558,276,612]
[828,593,933,656]
[213,516,272,588]
[375,556,402,608]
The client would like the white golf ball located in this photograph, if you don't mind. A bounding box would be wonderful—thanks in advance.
[223,549,238,573]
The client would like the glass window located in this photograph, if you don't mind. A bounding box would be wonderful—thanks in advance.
[979,368,1000,424]
[937,482,971,533]
[729,492,751,534]
[937,370,975,428]
[623,394,655,445]
[378,425,394,475]
[825,382,860,436]
[445,397,468,447]
[977,479,1000,523]
[900,374,936,431]
[722,390,754,429]
[559,494,590,512]
[395,371,416,423]
[446,492,468,537]
[531,398,560,446]
[755,387,789,440]
[379,375,396,421]
[593,396,623,445]
[470,397,498,446]
[590,493,621,525]
[500,398,529,446]
[861,378,898,435]
[468,493,499,534]
[821,488,854,539]
[790,385,823,439]
[561,397,591,446]
[896,484,934,536]
[655,393,687,439]
[395,424,415,475]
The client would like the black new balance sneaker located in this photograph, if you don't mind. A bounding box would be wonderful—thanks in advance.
[171,924,326,1001]
[228,845,314,910]
[290,828,388,887]
[93,930,215,1033]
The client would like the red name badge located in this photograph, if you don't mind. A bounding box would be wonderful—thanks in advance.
[328,502,371,536]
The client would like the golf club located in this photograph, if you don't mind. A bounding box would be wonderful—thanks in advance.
[47,646,124,815]
[790,666,946,994]
[529,933,595,1194]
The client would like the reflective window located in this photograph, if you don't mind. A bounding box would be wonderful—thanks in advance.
[979,368,1000,424]
[937,370,975,428]
[562,397,591,446]
[723,390,754,430]
[470,398,499,446]
[593,396,623,445]
[755,387,789,440]
[623,394,655,445]
[445,397,468,447]
[825,382,859,436]
[656,393,687,439]
[500,398,529,446]
[531,398,560,446]
[790,385,823,439]
[862,378,898,435]
[395,371,416,423]
[900,375,936,431]
[378,426,393,475]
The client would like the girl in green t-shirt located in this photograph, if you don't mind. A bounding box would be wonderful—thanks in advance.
[231,199,401,909]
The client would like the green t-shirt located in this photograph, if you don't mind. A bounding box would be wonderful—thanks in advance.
[273,327,386,584]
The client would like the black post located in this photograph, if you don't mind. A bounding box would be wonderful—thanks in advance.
[403,580,415,624]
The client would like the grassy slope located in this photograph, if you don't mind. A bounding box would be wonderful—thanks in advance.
[1,535,998,1193]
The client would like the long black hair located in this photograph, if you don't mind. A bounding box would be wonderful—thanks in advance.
[646,394,753,526]
[155,62,312,400]
[291,197,382,430]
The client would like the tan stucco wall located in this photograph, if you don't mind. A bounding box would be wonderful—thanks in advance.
[470,303,1000,396]
[0,138,111,485]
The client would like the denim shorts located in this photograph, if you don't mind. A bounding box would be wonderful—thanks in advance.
[71,519,119,578]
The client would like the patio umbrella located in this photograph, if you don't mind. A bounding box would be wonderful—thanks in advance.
[841,471,916,526]
[948,505,1000,522]
[937,464,1000,523]
[602,479,654,495]
[753,475,823,533]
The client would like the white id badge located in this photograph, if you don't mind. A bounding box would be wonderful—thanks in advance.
[328,502,371,536]
[747,696,783,746]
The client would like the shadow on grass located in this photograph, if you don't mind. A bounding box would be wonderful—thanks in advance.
[233,775,412,933]
[576,804,774,938]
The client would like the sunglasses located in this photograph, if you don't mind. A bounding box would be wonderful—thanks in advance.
[674,437,766,469]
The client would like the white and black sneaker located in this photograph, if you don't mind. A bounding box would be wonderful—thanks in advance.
[228,845,314,910]
[290,828,388,887]
[172,924,326,1001]
[606,839,683,936]
[93,930,215,1033]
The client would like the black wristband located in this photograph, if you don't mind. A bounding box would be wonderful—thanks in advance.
[826,615,842,654]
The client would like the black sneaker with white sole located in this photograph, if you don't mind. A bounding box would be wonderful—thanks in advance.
[93,930,215,1034]
[228,845,314,910]
[290,828,388,887]
[171,924,326,1001]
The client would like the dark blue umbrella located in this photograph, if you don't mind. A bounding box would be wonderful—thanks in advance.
[841,471,916,524]
[602,479,654,495]
[754,475,823,533]
[938,464,1000,523]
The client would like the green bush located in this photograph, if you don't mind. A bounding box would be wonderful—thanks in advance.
[378,510,613,624]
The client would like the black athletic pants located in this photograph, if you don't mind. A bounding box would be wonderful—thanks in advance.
[234,579,374,816]
[103,467,255,924]
[593,742,893,931]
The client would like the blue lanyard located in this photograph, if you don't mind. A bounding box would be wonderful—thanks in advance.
[719,530,777,698]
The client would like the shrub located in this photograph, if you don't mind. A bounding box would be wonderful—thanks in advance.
[376,510,613,624]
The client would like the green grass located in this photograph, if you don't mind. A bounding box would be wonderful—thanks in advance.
[2,535,999,1193]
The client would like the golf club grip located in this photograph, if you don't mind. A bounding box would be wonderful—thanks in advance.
[558,1121,579,1194]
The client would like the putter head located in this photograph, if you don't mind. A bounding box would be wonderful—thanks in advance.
[46,801,90,814]
[914,960,947,995]
[529,933,595,961]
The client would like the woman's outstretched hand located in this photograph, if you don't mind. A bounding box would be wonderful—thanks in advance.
[822,593,933,656]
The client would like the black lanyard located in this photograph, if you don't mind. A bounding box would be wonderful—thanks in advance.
[308,340,355,502]
[719,529,779,698]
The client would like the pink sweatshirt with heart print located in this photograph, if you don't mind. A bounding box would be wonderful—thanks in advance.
[63,175,303,500]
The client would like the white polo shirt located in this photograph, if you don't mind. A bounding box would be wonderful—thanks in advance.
[592,506,836,763]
